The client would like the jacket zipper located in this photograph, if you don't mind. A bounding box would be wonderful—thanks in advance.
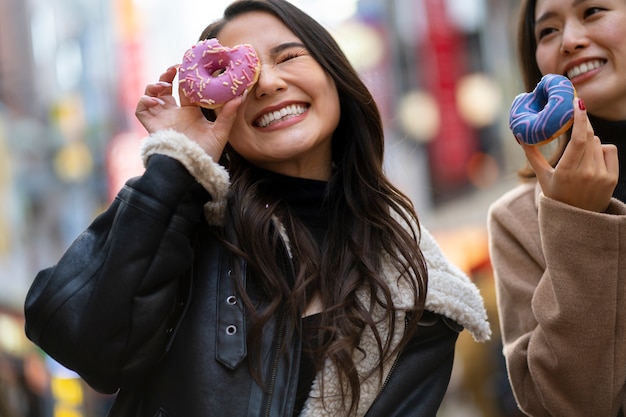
[262,228,294,417]
[262,320,285,417]
[374,315,409,400]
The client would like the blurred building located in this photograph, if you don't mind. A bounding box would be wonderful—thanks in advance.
[0,0,37,119]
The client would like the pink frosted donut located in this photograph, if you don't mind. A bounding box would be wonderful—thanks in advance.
[179,38,260,109]
[509,74,576,146]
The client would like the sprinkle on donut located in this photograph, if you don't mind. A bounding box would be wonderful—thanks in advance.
[509,74,577,146]
[179,38,261,109]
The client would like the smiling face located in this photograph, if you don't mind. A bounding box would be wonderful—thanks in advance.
[215,11,340,180]
[534,0,626,119]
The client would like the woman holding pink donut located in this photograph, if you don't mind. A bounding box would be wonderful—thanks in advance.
[23,1,489,416]
[489,0,626,415]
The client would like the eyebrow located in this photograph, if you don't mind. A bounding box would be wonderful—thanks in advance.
[269,42,307,55]
[535,0,589,25]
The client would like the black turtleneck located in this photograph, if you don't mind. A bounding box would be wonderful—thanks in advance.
[253,167,330,246]
[588,114,626,203]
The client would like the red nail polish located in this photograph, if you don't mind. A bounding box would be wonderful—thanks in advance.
[578,98,586,111]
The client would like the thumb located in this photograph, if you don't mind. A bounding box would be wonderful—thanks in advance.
[520,141,554,189]
[213,93,245,139]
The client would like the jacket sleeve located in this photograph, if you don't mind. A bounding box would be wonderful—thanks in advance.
[362,312,460,417]
[488,185,626,417]
[24,130,229,394]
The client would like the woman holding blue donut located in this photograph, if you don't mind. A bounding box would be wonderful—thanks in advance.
[22,0,490,416]
[489,0,626,415]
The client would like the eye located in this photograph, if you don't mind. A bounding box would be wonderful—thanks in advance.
[583,7,605,18]
[536,26,558,41]
[277,48,308,64]
[278,52,299,63]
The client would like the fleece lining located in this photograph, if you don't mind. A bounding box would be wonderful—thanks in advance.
[140,129,230,225]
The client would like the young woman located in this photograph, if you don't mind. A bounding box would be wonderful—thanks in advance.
[488,0,626,415]
[24,1,489,416]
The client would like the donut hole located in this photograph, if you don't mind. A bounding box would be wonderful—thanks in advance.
[212,68,227,77]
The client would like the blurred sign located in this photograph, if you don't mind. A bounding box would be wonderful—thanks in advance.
[420,0,477,190]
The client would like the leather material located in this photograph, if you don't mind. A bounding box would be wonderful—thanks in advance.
[215,257,247,369]
[152,408,170,417]
[364,311,459,417]
[137,229,300,417]
[25,155,460,417]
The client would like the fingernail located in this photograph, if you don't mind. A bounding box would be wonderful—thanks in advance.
[154,97,165,105]
[578,98,586,111]
[157,81,172,87]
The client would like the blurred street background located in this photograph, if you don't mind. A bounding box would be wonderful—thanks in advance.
[0,0,529,415]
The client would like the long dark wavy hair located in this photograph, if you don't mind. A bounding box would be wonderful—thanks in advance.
[200,0,427,413]
[517,0,570,179]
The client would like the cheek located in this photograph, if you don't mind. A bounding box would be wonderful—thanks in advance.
[227,135,258,163]
[225,114,255,151]
[535,48,553,75]
[227,126,251,151]
[318,78,340,115]
[606,30,626,57]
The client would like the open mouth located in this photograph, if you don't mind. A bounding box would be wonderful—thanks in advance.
[567,59,606,79]
[255,104,309,128]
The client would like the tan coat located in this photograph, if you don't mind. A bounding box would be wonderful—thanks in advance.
[488,181,626,417]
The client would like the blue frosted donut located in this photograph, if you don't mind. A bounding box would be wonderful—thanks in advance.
[509,74,576,146]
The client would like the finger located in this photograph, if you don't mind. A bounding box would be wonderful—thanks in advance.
[143,65,178,96]
[578,136,607,186]
[603,143,619,179]
[159,64,179,84]
[593,142,619,212]
[520,141,553,176]
[145,81,173,97]
[140,95,165,107]
[157,65,178,97]
[135,95,165,114]
[212,94,245,140]
[519,141,557,194]
[560,97,592,167]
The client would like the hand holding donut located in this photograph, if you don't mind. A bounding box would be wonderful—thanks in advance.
[520,98,619,213]
[136,65,244,161]
[136,39,260,160]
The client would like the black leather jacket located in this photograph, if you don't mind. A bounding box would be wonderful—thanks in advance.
[25,131,490,417]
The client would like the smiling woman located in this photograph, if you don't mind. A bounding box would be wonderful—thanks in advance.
[23,1,490,416]
[488,0,626,415]
[209,11,340,179]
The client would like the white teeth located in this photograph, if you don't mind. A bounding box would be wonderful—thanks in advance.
[567,60,604,78]
[256,104,307,128]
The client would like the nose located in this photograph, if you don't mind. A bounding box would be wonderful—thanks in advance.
[254,64,288,98]
[560,21,589,54]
